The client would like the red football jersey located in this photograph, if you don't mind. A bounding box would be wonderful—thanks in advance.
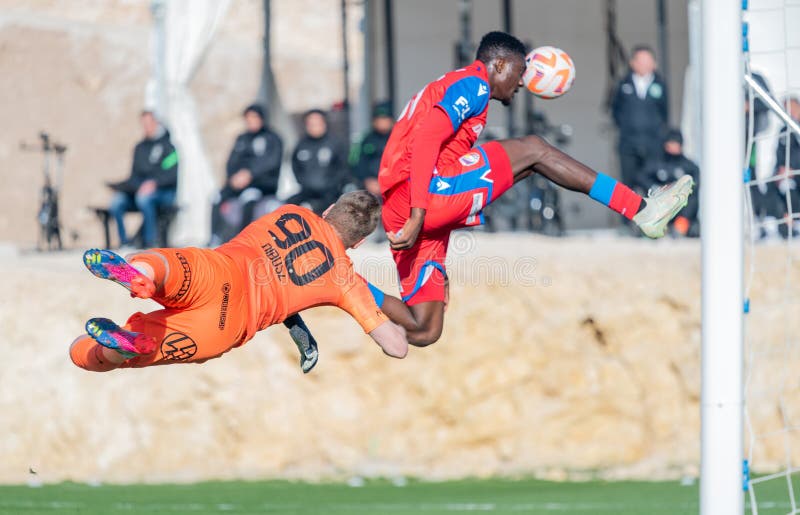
[378,60,491,195]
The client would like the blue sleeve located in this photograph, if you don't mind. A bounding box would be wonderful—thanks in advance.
[436,76,490,130]
[366,281,385,308]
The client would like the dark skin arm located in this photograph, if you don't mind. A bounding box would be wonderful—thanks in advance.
[373,274,448,348]
[379,293,445,347]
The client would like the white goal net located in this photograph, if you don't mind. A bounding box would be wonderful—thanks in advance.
[743,1,800,513]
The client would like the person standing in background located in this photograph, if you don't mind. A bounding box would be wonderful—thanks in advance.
[350,101,394,198]
[107,111,178,249]
[210,104,283,245]
[611,45,669,190]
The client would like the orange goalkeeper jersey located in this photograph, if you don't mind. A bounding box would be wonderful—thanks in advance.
[217,205,387,340]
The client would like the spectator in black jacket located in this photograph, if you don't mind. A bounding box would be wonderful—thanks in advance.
[639,129,700,237]
[286,109,348,214]
[745,72,773,175]
[350,101,394,197]
[107,111,178,248]
[211,104,283,244]
[746,72,773,139]
[611,45,669,189]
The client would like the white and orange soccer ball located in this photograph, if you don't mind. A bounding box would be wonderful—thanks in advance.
[523,46,576,99]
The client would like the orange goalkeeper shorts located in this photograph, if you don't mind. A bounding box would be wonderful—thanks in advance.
[73,247,251,368]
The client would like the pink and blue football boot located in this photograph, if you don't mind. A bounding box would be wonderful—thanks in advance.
[85,318,157,359]
[83,249,155,299]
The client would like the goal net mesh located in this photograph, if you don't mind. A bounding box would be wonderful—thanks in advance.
[743,1,800,513]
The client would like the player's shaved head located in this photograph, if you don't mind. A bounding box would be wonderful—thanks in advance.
[477,32,527,106]
[476,31,526,65]
[324,191,381,248]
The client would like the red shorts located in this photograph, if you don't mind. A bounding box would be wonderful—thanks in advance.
[382,141,514,305]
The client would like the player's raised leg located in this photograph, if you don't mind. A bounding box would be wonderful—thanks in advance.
[496,135,694,238]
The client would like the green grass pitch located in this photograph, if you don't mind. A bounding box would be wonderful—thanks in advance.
[0,477,790,514]
[0,477,703,514]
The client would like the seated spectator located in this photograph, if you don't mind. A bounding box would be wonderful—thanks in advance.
[211,104,283,245]
[286,109,348,214]
[639,129,700,237]
[350,101,393,197]
[753,97,800,238]
[744,72,773,176]
[745,72,772,138]
[107,110,178,248]
[775,97,800,175]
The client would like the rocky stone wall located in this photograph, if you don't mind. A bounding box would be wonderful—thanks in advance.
[5,235,793,484]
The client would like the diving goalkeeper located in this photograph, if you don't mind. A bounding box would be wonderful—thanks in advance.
[69,191,407,372]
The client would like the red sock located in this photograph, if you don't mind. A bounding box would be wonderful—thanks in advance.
[609,183,643,220]
[589,172,643,220]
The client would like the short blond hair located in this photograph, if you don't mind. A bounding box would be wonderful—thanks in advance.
[324,191,381,247]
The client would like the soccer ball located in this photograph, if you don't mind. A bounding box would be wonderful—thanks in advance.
[523,46,576,99]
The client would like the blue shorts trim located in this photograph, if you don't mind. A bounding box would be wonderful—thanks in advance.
[401,260,447,302]
[428,146,494,202]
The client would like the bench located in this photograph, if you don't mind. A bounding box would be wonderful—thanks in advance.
[89,204,180,249]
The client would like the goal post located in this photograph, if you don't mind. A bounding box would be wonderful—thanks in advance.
[700,0,745,514]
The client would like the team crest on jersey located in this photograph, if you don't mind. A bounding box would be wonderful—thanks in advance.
[459,152,481,166]
[649,83,663,99]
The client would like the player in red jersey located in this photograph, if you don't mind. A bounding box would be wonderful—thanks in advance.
[361,31,693,348]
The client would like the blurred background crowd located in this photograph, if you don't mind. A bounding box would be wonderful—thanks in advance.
[2,0,795,252]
